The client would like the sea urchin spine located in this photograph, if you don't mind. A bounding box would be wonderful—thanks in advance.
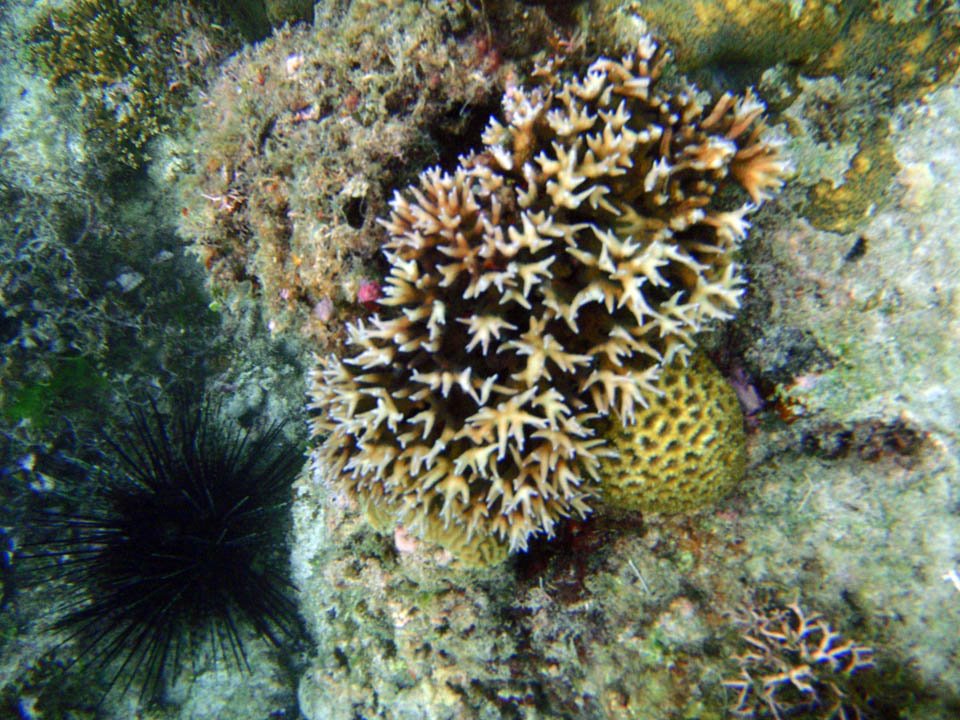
[21,393,303,702]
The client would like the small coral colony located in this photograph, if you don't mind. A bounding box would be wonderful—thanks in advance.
[308,28,786,565]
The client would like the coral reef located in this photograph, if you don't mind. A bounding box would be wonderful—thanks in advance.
[293,439,945,720]
[292,467,727,720]
[285,8,960,713]
[292,10,960,714]
[309,24,784,559]
[0,179,219,444]
[600,352,746,515]
[750,82,960,437]
[591,0,960,102]
[724,601,874,719]
[8,0,960,716]
[177,0,557,348]
[25,0,238,166]
[588,1,960,243]
[721,65,960,719]
[1,3,308,715]
[0,187,110,414]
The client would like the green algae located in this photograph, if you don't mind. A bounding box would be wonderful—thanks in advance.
[2,356,108,432]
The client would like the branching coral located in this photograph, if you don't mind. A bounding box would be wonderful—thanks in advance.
[724,602,875,719]
[309,24,785,560]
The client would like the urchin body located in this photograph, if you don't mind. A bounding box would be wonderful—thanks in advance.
[26,397,302,701]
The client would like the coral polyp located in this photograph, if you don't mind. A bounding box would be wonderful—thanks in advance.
[308,26,784,561]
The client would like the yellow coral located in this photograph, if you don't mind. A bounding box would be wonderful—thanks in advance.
[26,0,233,166]
[599,353,746,514]
[417,518,511,568]
[363,493,510,567]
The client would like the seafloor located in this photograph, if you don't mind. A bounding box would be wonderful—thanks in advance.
[1,1,958,719]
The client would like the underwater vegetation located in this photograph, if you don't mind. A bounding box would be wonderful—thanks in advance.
[0,185,113,415]
[24,0,239,166]
[178,0,569,349]
[181,6,485,347]
[0,175,225,460]
[6,0,958,716]
[216,0,315,40]
[18,391,303,702]
[308,24,785,563]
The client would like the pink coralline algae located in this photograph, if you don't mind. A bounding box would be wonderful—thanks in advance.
[357,279,381,308]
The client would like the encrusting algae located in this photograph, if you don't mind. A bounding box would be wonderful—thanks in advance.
[308,23,785,565]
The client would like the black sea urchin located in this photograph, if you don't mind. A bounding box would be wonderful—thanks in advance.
[22,393,303,702]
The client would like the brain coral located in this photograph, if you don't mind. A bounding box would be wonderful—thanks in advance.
[599,352,746,515]
[308,26,784,558]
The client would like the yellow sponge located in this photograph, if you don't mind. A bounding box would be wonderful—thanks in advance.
[599,354,746,515]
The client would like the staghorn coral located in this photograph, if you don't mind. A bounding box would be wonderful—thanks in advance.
[724,601,875,719]
[308,24,785,559]
[600,352,746,515]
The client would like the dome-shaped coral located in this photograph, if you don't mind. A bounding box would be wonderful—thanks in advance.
[599,352,746,515]
[308,25,784,558]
